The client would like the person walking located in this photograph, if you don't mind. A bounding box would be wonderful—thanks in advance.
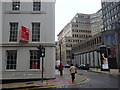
[58,63,64,76]
[70,64,77,83]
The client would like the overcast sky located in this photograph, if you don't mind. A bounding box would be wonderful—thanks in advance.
[55,0,102,41]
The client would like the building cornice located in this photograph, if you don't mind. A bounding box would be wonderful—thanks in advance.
[0,42,56,47]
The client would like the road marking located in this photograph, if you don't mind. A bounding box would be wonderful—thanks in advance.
[28,75,91,89]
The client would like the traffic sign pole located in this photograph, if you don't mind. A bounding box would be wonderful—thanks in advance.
[41,57,44,82]
[37,45,45,82]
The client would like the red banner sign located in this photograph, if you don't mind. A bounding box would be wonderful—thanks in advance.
[20,26,29,42]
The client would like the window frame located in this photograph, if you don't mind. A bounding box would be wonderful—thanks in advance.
[12,1,20,11]
[9,22,18,42]
[33,2,41,11]
[32,22,40,42]
[29,50,40,70]
[6,50,17,70]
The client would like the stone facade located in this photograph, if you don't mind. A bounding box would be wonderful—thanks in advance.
[0,0,55,80]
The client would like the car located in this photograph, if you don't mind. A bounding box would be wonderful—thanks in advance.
[64,64,70,68]
[78,64,85,69]
[84,64,90,70]
[78,64,90,70]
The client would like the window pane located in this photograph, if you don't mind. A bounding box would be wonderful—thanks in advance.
[30,50,40,69]
[32,23,40,42]
[33,2,41,11]
[6,50,17,70]
[12,2,20,11]
[9,23,18,42]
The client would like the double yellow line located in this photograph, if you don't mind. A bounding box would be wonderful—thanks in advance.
[29,75,90,89]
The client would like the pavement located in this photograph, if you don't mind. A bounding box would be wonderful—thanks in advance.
[89,68,120,76]
[1,70,90,89]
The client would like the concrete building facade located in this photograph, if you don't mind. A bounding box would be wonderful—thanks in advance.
[90,9,103,35]
[101,1,120,30]
[0,0,55,81]
[72,29,120,70]
[57,10,103,65]
[100,0,120,70]
[70,1,120,71]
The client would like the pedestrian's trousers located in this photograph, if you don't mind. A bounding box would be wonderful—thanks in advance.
[60,70,63,76]
[71,73,75,82]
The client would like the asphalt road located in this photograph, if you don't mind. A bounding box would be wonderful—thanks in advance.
[61,68,119,88]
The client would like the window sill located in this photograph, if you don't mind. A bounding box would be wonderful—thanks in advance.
[4,11,46,14]
[29,69,41,71]
[5,70,16,71]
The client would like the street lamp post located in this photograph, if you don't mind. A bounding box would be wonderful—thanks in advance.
[59,42,62,63]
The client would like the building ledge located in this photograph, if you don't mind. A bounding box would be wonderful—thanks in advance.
[4,11,46,14]
[0,42,56,47]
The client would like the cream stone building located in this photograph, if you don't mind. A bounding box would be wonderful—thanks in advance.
[0,0,55,81]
